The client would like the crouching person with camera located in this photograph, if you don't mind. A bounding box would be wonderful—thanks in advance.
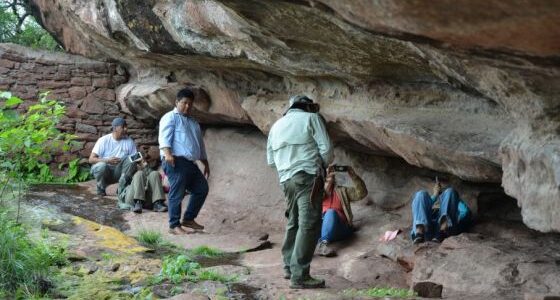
[317,165,368,257]
[89,117,167,213]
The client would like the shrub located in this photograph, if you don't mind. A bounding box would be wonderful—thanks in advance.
[0,91,86,184]
[155,254,235,285]
[159,255,201,284]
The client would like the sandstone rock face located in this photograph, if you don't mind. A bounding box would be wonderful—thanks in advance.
[28,1,560,231]
[412,233,560,298]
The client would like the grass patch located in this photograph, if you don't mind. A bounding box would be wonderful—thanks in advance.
[187,245,224,257]
[136,230,182,258]
[195,269,236,283]
[137,230,163,247]
[0,210,67,297]
[343,287,416,298]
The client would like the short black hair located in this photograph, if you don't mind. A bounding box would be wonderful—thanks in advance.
[176,88,195,101]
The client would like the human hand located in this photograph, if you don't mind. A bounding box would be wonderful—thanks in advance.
[202,160,210,179]
[433,181,442,196]
[107,157,120,165]
[164,153,175,167]
[138,159,148,169]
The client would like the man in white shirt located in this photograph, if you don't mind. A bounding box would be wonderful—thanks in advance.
[89,117,138,196]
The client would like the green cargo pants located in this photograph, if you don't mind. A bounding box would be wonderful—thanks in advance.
[91,157,137,193]
[281,171,323,283]
[117,169,166,210]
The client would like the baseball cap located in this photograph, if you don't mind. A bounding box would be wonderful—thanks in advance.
[283,95,314,115]
[111,117,126,130]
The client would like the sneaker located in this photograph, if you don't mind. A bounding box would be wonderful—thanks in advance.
[283,268,291,280]
[132,200,143,214]
[290,276,326,289]
[413,235,425,245]
[181,219,204,230]
[317,241,337,257]
[153,201,168,212]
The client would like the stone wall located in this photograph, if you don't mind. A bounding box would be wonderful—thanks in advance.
[0,43,159,163]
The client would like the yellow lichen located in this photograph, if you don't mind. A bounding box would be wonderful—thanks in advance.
[72,216,149,254]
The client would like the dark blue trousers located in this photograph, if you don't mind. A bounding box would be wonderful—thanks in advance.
[320,209,353,243]
[163,157,209,229]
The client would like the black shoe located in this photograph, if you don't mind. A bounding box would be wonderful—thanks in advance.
[290,276,326,289]
[153,201,168,212]
[132,200,142,214]
[283,268,291,280]
[432,231,448,243]
[96,186,106,196]
[413,235,425,245]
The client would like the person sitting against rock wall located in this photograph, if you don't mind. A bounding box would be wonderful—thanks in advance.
[89,117,138,197]
[117,159,168,214]
[316,165,368,257]
[410,179,472,244]
[89,117,167,213]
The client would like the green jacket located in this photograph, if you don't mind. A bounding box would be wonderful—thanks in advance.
[267,109,333,183]
[332,173,368,227]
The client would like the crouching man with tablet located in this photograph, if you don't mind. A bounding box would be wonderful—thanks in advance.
[89,117,167,213]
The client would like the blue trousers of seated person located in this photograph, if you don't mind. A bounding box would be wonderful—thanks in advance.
[320,209,353,243]
[410,188,471,241]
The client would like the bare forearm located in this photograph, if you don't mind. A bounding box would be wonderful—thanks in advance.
[89,155,104,164]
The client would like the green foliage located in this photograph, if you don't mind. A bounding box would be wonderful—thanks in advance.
[159,254,201,284]
[0,210,67,297]
[343,287,416,298]
[187,245,224,258]
[0,92,83,184]
[133,287,154,300]
[60,158,91,183]
[136,230,163,247]
[194,269,235,283]
[155,254,234,285]
[0,5,60,51]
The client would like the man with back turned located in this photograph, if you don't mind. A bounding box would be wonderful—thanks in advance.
[267,95,333,289]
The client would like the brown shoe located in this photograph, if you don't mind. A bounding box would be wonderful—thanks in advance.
[181,219,204,230]
[168,226,188,235]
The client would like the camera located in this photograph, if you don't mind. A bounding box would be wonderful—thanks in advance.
[333,165,349,172]
[129,152,143,163]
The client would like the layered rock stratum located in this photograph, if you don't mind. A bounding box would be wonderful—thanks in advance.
[27,0,560,232]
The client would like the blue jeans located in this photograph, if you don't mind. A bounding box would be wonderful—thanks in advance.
[411,188,471,241]
[320,209,353,243]
[163,157,209,229]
